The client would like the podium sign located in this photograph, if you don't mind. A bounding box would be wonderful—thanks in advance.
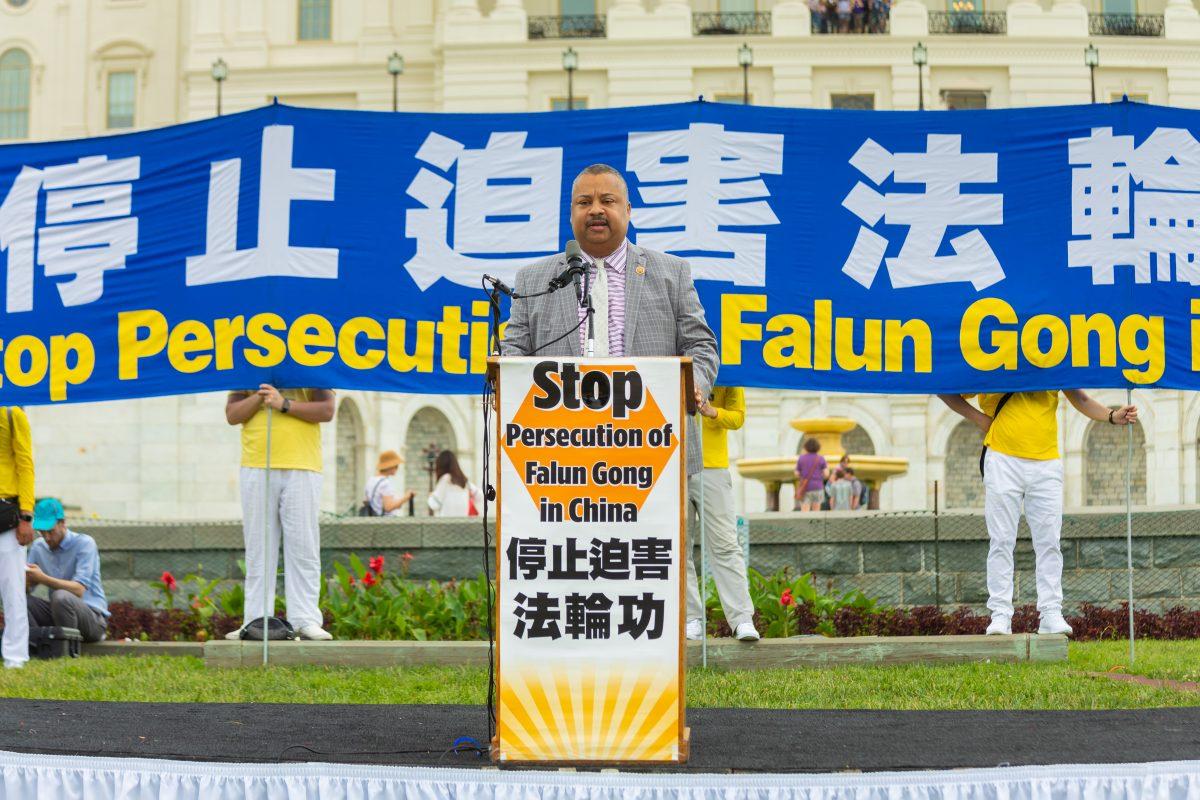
[494,357,687,764]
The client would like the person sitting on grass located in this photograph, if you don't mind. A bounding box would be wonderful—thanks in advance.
[24,498,109,644]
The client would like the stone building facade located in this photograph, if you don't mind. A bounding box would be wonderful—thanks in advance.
[3,0,1200,518]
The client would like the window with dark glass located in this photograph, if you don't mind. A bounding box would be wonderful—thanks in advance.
[942,90,988,109]
[299,0,332,40]
[0,48,31,140]
[107,71,136,129]
[831,93,875,110]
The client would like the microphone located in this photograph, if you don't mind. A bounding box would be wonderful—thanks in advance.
[549,240,586,298]
[483,274,514,298]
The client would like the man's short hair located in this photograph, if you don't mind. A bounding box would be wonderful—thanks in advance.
[572,164,629,202]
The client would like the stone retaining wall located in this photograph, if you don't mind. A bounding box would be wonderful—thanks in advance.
[85,507,1200,612]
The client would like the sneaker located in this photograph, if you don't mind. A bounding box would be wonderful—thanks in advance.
[3,660,26,670]
[224,627,244,640]
[985,616,1012,636]
[1038,612,1073,636]
[297,625,333,641]
[734,622,760,642]
[685,619,704,641]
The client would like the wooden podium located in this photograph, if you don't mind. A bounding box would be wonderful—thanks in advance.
[487,356,693,765]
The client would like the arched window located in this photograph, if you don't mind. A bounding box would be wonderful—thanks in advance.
[944,419,985,509]
[1085,416,1146,506]
[0,49,31,140]
[841,425,876,457]
[335,398,363,514]
[405,407,457,514]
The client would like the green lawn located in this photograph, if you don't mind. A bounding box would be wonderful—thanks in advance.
[1,641,1197,710]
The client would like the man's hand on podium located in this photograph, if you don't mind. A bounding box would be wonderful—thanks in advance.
[695,390,717,419]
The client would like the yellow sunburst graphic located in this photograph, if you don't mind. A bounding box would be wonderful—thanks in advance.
[498,665,680,762]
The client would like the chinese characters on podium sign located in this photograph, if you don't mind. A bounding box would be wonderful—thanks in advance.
[495,357,686,763]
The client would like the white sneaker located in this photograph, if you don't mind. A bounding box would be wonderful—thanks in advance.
[734,622,760,642]
[985,616,1011,636]
[224,627,243,640]
[297,625,333,641]
[1038,612,1073,636]
[685,619,704,641]
[3,660,26,670]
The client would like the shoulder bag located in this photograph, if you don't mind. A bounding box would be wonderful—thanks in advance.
[978,393,1015,478]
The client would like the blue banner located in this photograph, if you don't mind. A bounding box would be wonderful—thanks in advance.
[0,99,1196,405]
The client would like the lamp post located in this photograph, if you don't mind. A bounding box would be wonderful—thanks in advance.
[422,443,439,516]
[387,51,405,112]
[738,43,754,105]
[1085,43,1099,104]
[210,58,228,117]
[562,47,578,110]
[912,42,927,111]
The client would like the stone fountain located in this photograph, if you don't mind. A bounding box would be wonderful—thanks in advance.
[735,417,908,511]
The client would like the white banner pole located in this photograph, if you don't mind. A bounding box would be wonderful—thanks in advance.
[1125,388,1134,666]
[698,414,707,670]
[263,406,272,667]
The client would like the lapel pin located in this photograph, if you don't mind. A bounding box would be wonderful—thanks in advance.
[635,265,645,275]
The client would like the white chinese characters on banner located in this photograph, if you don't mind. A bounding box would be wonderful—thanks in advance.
[404,131,563,291]
[0,155,140,313]
[1068,126,1200,285]
[841,134,1004,291]
[186,125,336,287]
[627,122,783,286]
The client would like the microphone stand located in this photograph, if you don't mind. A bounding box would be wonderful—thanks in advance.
[486,282,503,357]
[581,263,595,358]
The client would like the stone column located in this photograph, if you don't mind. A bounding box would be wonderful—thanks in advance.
[1168,65,1200,108]
[1150,389,1183,506]
[1046,0,1090,36]
[1165,0,1200,39]
[772,63,813,107]
[740,389,786,514]
[773,1,813,36]
[888,0,928,36]
[448,0,482,19]
[886,396,929,511]
[361,0,394,40]
[891,63,923,113]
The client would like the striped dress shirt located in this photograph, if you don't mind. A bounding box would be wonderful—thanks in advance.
[577,239,628,357]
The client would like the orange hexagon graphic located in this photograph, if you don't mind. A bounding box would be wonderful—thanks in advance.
[502,363,678,516]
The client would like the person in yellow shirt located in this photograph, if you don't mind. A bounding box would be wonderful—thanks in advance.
[226,384,335,640]
[937,390,1137,636]
[686,387,758,642]
[0,406,34,669]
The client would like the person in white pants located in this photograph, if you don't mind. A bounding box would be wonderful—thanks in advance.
[225,385,335,641]
[0,406,35,670]
[938,390,1137,636]
[685,387,759,642]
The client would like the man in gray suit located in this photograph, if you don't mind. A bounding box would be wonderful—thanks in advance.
[503,163,750,641]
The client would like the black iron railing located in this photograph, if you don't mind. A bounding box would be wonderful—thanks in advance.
[692,11,772,35]
[1088,13,1164,36]
[927,10,1007,33]
[527,14,607,39]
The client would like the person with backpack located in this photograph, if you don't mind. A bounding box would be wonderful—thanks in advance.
[361,450,414,517]
[0,406,34,670]
[937,391,1137,636]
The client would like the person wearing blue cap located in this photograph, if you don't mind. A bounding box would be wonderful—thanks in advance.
[24,498,109,643]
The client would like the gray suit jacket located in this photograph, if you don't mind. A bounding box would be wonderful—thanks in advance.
[501,243,718,475]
